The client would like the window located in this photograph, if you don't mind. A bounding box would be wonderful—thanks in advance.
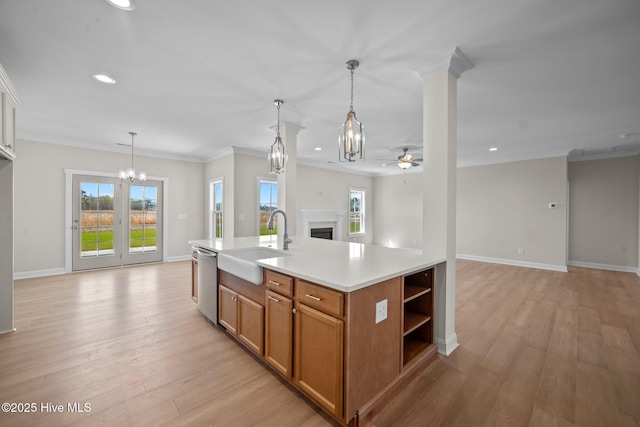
[349,188,365,235]
[209,179,223,238]
[258,179,278,235]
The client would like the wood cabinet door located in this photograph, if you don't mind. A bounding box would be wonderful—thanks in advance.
[294,303,344,419]
[218,285,238,334]
[265,290,293,379]
[237,294,264,355]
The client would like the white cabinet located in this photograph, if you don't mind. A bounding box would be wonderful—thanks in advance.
[0,63,20,161]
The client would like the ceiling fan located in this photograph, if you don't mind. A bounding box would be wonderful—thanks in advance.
[381,147,423,169]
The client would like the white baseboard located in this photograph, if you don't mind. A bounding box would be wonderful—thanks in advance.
[14,257,191,279]
[568,260,638,273]
[14,268,66,280]
[0,328,16,335]
[435,333,459,356]
[456,254,568,272]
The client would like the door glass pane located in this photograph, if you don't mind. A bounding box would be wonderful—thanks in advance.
[130,185,157,253]
[80,181,115,257]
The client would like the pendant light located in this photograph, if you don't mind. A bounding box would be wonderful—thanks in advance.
[268,99,287,174]
[339,59,365,162]
[119,132,146,182]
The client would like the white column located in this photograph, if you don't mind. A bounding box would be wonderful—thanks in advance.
[277,122,304,239]
[418,47,472,355]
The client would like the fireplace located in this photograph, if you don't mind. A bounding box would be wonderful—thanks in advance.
[300,210,347,241]
[310,227,333,240]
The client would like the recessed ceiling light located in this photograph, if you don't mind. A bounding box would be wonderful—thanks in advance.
[315,147,322,151]
[381,163,388,167]
[489,147,498,151]
[92,73,116,84]
[104,0,135,10]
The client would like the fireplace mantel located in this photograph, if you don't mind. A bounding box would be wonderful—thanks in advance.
[300,209,347,240]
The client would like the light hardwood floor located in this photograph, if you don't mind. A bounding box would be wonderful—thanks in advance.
[1,260,639,426]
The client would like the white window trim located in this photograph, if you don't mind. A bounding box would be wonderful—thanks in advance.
[209,177,223,238]
[348,187,366,236]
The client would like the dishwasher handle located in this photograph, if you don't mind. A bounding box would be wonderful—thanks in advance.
[195,248,216,258]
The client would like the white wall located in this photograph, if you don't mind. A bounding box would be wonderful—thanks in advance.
[234,153,270,237]
[568,155,639,270]
[205,150,234,239]
[297,164,373,243]
[372,158,569,270]
[372,172,422,249]
[456,157,568,270]
[13,139,205,274]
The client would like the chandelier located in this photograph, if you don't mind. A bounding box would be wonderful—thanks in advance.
[119,131,146,182]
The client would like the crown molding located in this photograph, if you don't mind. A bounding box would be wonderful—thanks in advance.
[231,145,265,158]
[413,46,473,79]
[567,142,640,162]
[269,121,305,135]
[203,146,234,162]
[0,62,22,106]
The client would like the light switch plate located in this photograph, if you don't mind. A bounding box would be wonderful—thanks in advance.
[375,299,388,324]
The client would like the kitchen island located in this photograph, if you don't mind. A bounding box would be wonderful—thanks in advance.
[189,236,445,427]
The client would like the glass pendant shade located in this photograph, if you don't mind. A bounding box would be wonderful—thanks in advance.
[268,134,287,174]
[338,60,365,162]
[268,99,286,174]
[339,111,364,162]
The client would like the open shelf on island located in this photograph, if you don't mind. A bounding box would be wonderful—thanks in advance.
[404,284,432,303]
[404,311,431,335]
[402,267,434,368]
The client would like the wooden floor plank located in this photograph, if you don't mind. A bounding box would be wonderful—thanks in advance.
[1,260,639,426]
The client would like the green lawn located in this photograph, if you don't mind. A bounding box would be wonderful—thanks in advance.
[82,229,156,251]
[259,224,277,235]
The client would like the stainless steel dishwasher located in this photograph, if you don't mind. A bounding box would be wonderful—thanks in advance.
[195,247,218,324]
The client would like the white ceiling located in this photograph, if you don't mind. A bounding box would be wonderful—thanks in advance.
[1,0,639,175]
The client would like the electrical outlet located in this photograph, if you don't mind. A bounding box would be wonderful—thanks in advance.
[518,248,524,255]
[375,299,388,324]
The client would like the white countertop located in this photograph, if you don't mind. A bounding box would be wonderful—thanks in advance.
[189,236,445,292]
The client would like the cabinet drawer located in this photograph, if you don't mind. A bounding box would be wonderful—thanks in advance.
[296,279,343,318]
[265,269,293,297]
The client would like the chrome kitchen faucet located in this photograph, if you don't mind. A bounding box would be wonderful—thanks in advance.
[267,209,292,250]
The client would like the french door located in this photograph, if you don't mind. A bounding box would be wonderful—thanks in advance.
[72,175,163,271]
